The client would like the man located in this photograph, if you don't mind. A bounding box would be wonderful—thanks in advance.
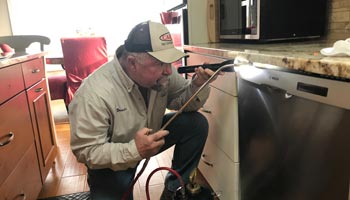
[69,21,217,200]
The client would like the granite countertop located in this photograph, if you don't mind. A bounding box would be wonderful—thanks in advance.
[0,52,47,69]
[183,40,350,80]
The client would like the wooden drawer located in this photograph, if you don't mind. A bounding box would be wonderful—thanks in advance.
[0,91,34,186]
[22,58,45,89]
[198,138,240,200]
[0,144,42,200]
[0,64,25,104]
[200,87,239,162]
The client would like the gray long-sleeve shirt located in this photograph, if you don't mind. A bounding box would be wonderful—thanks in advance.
[69,56,210,171]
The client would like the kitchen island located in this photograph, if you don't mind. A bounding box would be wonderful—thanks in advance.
[0,52,57,200]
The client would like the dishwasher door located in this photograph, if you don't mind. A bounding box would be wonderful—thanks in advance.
[236,65,350,200]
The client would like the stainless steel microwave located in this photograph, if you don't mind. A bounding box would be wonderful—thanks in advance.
[219,0,328,41]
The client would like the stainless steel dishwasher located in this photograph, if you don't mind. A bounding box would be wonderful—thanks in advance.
[235,64,350,200]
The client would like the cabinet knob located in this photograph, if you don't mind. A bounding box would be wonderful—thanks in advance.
[200,107,212,114]
[0,132,14,147]
[212,190,222,198]
[35,87,44,93]
[32,68,40,73]
[201,154,214,167]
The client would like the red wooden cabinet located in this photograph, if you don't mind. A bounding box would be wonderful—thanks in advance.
[0,55,57,200]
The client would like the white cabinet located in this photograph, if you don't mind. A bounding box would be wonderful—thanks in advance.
[185,52,240,200]
[199,138,240,200]
[201,86,239,163]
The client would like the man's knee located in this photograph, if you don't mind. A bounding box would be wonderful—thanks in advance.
[163,111,209,143]
[182,112,209,140]
[188,111,208,131]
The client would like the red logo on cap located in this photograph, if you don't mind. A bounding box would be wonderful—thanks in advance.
[159,33,172,41]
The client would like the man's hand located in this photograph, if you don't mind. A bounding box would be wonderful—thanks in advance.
[134,128,169,158]
[192,66,223,87]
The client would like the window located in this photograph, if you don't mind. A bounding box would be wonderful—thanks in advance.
[7,0,167,54]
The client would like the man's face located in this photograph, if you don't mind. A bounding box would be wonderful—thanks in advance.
[133,54,172,91]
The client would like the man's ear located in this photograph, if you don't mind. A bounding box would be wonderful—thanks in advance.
[127,55,137,71]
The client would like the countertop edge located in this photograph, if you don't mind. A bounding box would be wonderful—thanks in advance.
[183,44,350,79]
[0,52,47,68]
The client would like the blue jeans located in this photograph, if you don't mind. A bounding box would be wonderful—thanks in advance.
[87,111,209,200]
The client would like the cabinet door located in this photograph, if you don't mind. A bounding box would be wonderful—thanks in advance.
[27,79,57,182]
[200,87,239,163]
[199,138,240,200]
[0,91,34,186]
[0,144,42,200]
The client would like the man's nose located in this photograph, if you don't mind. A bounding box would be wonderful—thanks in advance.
[163,64,172,75]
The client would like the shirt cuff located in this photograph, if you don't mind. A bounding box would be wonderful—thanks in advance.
[190,81,210,102]
[126,139,142,161]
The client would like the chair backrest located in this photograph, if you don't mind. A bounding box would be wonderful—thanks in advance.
[0,35,50,52]
[61,36,108,105]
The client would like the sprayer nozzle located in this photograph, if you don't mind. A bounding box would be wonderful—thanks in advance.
[174,186,188,200]
[177,59,235,74]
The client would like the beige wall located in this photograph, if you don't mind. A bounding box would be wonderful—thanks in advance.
[0,0,12,36]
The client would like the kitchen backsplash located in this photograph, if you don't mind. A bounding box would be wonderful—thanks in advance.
[325,0,350,42]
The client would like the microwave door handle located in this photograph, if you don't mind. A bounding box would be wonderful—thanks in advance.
[247,0,254,29]
[241,0,251,31]
[207,0,217,42]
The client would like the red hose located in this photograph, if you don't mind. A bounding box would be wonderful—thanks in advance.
[121,161,184,200]
[145,167,185,200]
[121,158,150,200]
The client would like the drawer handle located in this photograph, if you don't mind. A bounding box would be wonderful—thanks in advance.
[212,190,222,198]
[201,154,214,167]
[17,191,27,200]
[0,132,14,147]
[200,107,212,114]
[32,68,40,73]
[35,87,44,92]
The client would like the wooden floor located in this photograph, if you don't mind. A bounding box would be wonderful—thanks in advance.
[37,100,208,200]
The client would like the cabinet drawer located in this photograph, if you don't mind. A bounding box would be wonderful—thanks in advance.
[0,144,42,200]
[199,138,240,200]
[0,91,34,186]
[22,58,45,88]
[200,87,239,162]
[186,52,237,96]
[0,64,25,104]
[186,52,227,66]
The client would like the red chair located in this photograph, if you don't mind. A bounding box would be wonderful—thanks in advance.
[48,71,67,101]
[59,36,108,107]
